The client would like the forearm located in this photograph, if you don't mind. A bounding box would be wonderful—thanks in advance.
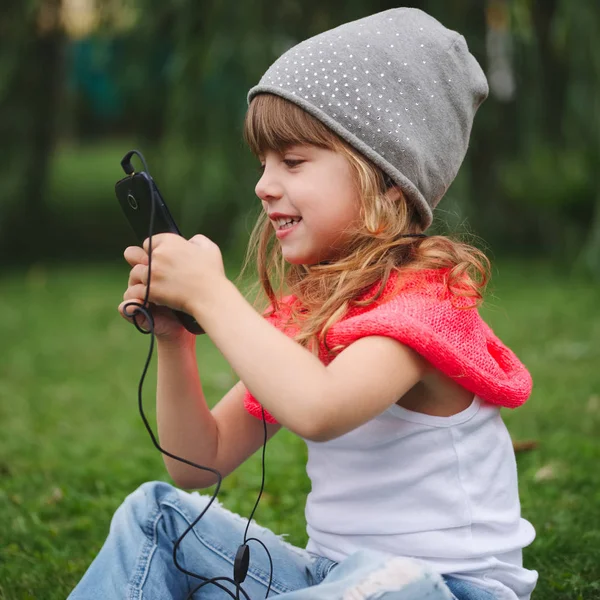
[192,279,330,439]
[156,336,219,488]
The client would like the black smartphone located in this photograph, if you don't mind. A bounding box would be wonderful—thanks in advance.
[115,169,205,335]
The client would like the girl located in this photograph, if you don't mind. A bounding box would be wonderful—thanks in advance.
[69,8,537,600]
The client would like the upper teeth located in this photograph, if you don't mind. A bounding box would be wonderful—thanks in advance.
[276,217,301,228]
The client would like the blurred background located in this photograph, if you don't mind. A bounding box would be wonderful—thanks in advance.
[1,0,599,270]
[1,1,599,599]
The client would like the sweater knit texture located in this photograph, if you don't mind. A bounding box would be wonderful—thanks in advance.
[243,268,532,423]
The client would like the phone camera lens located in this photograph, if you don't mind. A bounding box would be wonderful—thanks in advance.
[127,193,138,210]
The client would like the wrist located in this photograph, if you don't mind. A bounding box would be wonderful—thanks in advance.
[190,275,236,327]
[156,330,196,352]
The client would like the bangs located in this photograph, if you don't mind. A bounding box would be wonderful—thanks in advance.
[244,93,341,157]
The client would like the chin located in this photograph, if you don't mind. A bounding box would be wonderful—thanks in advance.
[284,254,334,266]
[282,249,320,265]
[283,255,312,265]
[281,242,338,265]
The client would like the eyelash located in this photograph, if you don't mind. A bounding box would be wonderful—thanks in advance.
[257,159,304,172]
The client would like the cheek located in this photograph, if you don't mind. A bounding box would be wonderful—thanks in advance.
[310,204,360,242]
[298,165,359,228]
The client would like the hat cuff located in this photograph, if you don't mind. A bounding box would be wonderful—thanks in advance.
[247,85,434,230]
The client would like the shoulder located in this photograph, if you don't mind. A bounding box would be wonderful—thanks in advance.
[330,267,470,340]
[326,267,533,409]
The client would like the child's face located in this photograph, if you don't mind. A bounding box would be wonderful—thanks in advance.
[255,144,361,265]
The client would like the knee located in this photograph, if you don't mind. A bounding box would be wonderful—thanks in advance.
[129,480,177,509]
[342,554,453,600]
[110,481,178,532]
[113,481,219,531]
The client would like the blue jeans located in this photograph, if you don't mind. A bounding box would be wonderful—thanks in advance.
[68,481,496,600]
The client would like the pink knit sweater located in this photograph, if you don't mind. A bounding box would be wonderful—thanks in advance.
[244,268,532,424]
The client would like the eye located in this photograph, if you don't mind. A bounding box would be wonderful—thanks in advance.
[256,159,303,173]
[283,159,304,168]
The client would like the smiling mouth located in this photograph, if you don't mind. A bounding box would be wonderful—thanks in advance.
[276,217,302,230]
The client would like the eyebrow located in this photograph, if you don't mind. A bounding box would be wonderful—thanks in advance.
[258,144,306,160]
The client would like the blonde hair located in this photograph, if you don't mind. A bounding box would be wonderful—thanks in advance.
[237,93,490,358]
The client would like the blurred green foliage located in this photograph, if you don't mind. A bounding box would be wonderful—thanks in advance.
[1,0,599,274]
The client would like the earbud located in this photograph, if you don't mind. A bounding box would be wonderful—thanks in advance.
[234,544,250,584]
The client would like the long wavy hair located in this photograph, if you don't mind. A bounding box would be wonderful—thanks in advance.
[237,93,490,357]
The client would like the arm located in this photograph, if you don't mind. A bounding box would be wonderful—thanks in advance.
[192,279,429,442]
[156,336,281,489]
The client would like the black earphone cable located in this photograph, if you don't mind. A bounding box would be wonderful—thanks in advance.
[120,150,273,599]
[243,408,274,596]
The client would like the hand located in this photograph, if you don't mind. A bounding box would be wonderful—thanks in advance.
[119,233,227,329]
[118,245,187,341]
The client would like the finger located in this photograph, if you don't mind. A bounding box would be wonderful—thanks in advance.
[123,284,147,302]
[143,233,171,254]
[118,299,141,319]
[189,234,216,248]
[127,263,149,287]
[189,234,207,245]
[124,246,148,267]
[118,300,151,328]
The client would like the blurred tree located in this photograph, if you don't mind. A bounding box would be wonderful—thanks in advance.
[1,0,598,276]
[493,0,600,274]
[0,0,65,257]
[98,0,175,143]
[558,0,600,277]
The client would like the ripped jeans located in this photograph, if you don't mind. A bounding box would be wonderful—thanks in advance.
[68,481,495,600]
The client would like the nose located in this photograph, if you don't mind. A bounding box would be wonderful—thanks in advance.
[255,166,284,203]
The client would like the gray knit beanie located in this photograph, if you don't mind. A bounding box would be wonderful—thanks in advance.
[247,7,488,230]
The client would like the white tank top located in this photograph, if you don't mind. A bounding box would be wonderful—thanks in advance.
[303,397,538,600]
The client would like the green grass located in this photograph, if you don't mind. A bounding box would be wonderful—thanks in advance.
[0,261,598,599]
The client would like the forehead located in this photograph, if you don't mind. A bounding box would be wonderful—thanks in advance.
[244,94,337,157]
